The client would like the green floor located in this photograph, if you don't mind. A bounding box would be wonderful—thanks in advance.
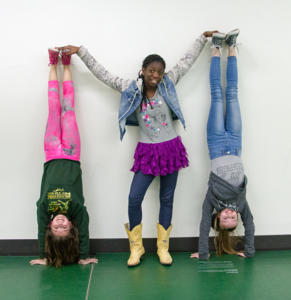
[1,251,291,300]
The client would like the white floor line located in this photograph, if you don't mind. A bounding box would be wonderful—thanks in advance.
[85,264,95,300]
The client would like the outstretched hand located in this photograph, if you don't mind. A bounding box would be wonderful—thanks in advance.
[203,30,219,38]
[30,258,47,265]
[57,45,80,55]
[190,252,199,259]
[190,252,211,259]
[78,258,98,265]
[237,252,247,258]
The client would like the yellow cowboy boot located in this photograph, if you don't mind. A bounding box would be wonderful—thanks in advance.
[157,223,173,265]
[124,223,145,266]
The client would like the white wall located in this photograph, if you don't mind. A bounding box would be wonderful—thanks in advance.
[1,0,290,240]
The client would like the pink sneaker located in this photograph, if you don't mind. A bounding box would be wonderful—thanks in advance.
[61,50,71,65]
[48,48,59,65]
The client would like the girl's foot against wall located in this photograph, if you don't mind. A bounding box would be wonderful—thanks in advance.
[61,49,71,65]
[212,32,226,49]
[225,29,240,47]
[48,48,59,65]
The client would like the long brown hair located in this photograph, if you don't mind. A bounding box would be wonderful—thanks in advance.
[212,213,240,256]
[45,225,79,268]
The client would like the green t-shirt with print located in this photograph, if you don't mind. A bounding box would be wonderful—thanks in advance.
[37,159,89,259]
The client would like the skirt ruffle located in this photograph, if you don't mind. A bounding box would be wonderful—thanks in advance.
[131,136,189,176]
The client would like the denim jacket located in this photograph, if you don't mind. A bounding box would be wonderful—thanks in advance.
[118,74,185,140]
[77,35,207,140]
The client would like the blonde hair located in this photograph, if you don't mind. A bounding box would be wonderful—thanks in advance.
[213,213,240,256]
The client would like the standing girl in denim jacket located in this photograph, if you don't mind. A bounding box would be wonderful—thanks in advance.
[60,30,216,266]
[190,30,255,260]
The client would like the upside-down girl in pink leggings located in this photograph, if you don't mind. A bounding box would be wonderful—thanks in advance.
[30,50,97,267]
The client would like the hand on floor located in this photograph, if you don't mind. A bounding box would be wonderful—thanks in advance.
[190,252,199,259]
[190,253,210,259]
[237,252,246,258]
[78,258,98,265]
[30,258,47,265]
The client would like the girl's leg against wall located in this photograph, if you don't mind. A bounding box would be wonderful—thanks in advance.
[61,65,81,160]
[159,171,178,230]
[207,49,225,147]
[128,171,155,230]
[44,65,62,161]
[225,47,242,136]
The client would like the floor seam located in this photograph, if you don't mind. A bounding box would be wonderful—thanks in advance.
[85,263,94,300]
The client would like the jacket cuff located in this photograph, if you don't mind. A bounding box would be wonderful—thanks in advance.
[244,251,255,258]
[80,253,89,259]
[199,252,209,260]
[77,46,87,58]
[199,34,208,43]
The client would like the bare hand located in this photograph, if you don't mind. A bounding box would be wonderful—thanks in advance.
[78,258,98,265]
[30,258,47,265]
[203,31,219,38]
[190,252,199,259]
[57,45,80,55]
[237,252,246,258]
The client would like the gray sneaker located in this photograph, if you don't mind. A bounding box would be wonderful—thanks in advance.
[225,29,240,47]
[212,32,226,49]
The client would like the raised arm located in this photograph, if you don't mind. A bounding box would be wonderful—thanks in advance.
[59,45,131,93]
[240,202,255,257]
[167,31,217,85]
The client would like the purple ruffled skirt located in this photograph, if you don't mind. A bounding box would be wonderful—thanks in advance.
[131,136,189,176]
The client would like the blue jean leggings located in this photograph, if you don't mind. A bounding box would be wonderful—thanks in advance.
[207,56,242,160]
[128,170,178,230]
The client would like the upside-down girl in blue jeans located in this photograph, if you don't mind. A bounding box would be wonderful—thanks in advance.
[191,29,255,260]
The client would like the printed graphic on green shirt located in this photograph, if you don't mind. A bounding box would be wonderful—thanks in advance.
[47,188,72,214]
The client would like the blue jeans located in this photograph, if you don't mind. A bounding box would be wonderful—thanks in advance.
[207,56,242,160]
[128,171,178,230]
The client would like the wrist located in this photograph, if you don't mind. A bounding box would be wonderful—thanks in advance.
[77,45,85,57]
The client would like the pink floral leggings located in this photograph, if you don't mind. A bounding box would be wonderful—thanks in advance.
[44,80,80,162]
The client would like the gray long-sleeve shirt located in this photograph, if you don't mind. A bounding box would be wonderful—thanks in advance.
[77,35,207,93]
[198,172,255,260]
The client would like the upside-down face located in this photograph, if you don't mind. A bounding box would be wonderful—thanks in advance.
[219,209,238,230]
[50,214,72,237]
